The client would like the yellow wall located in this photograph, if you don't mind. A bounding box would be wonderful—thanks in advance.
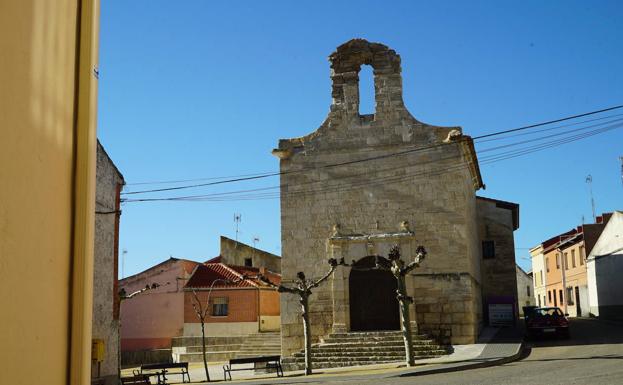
[0,1,99,384]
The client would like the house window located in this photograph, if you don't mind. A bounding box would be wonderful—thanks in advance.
[553,291,557,307]
[546,258,550,272]
[527,285,531,296]
[548,290,552,304]
[211,297,228,316]
[244,258,252,267]
[540,271,544,286]
[566,287,574,305]
[559,289,563,305]
[571,249,576,268]
[556,253,561,269]
[564,252,569,270]
[580,246,585,265]
[482,241,495,259]
[538,295,541,307]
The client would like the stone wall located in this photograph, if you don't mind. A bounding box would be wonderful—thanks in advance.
[220,236,281,273]
[477,197,519,322]
[92,141,124,385]
[274,39,485,356]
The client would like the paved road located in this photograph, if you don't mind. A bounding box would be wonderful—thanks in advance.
[306,318,623,385]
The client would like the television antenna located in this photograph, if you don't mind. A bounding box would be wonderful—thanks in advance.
[121,248,128,279]
[234,213,242,243]
[585,175,596,223]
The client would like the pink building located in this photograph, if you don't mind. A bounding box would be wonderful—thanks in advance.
[120,258,199,352]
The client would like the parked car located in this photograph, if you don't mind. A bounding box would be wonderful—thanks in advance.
[523,305,538,321]
[526,307,570,339]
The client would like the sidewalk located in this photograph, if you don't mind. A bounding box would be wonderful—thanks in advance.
[125,326,524,384]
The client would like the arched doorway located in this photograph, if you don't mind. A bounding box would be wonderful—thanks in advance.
[349,256,400,331]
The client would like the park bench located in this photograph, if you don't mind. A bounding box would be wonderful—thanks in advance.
[223,355,283,381]
[133,362,190,384]
[120,373,150,384]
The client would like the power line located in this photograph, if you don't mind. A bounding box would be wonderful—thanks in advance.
[472,104,623,140]
[122,119,623,203]
[123,123,623,203]
[121,105,623,196]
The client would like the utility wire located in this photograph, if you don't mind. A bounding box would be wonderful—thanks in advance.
[123,120,623,203]
[472,104,623,140]
[122,105,623,196]
[123,118,623,202]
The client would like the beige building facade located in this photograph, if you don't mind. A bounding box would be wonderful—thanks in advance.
[0,1,100,384]
[273,39,519,357]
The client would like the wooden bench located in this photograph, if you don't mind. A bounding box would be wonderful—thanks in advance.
[134,362,190,384]
[120,373,150,384]
[223,355,283,381]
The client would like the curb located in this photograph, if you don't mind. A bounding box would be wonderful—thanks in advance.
[392,341,525,378]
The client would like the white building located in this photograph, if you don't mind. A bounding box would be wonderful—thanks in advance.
[530,245,547,308]
[516,265,535,315]
[587,211,623,319]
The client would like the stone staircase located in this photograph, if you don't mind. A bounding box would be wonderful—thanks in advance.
[236,332,281,358]
[281,330,449,370]
[172,332,281,363]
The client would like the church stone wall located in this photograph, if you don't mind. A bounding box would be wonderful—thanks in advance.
[274,39,484,356]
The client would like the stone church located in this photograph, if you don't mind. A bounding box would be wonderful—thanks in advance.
[272,39,519,357]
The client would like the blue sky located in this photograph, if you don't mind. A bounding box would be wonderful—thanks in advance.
[98,0,623,277]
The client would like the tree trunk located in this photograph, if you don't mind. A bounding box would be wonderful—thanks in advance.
[301,295,312,375]
[200,319,210,382]
[397,275,415,366]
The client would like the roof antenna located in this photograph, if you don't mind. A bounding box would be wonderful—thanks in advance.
[585,175,596,223]
[234,213,242,246]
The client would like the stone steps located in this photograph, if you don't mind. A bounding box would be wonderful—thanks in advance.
[282,330,448,370]
[172,332,282,363]
[178,344,242,353]
[177,351,238,362]
[236,332,281,357]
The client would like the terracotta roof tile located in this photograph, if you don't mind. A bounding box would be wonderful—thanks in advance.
[184,263,281,289]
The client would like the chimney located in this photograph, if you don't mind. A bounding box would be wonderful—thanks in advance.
[259,266,267,276]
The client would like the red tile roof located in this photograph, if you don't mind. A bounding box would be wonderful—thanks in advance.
[184,263,281,289]
[205,256,222,263]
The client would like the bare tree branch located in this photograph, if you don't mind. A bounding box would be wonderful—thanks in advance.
[308,258,339,289]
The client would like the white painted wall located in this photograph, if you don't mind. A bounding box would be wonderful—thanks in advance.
[259,315,281,331]
[516,265,535,315]
[587,211,623,317]
[531,248,547,307]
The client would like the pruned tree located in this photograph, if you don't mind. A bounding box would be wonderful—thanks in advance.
[376,245,427,366]
[258,258,342,375]
[189,275,248,382]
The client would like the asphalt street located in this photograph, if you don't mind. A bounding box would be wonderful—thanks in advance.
[304,318,623,385]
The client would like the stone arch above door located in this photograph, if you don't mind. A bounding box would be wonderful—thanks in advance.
[327,226,419,334]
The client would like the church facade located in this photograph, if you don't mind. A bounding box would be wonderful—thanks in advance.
[272,39,519,356]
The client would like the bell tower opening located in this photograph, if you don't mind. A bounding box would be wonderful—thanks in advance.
[358,65,375,115]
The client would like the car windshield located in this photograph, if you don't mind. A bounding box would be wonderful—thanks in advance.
[534,308,564,317]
